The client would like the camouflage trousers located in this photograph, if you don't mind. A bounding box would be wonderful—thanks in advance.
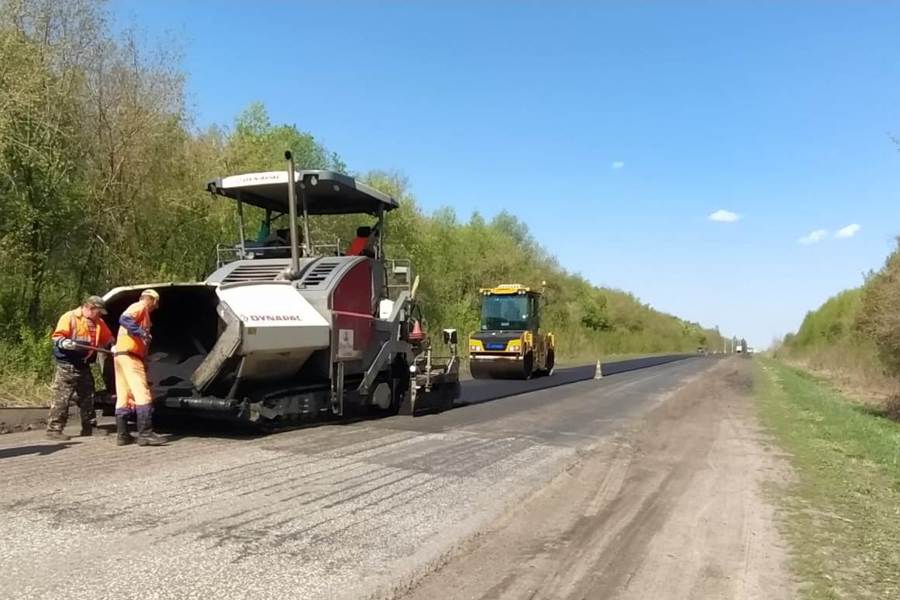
[47,363,95,433]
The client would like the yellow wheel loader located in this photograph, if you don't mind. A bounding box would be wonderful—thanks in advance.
[468,284,555,379]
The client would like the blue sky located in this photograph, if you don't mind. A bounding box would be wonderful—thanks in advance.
[111,1,900,347]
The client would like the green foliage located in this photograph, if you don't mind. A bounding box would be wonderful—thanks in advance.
[782,239,900,387]
[580,295,611,332]
[225,102,343,174]
[791,288,863,348]
[0,325,54,380]
[858,239,900,377]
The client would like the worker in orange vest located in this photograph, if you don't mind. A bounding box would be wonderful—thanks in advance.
[113,289,166,446]
[346,226,373,256]
[47,296,115,441]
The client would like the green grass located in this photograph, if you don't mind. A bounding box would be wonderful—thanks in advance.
[755,358,900,599]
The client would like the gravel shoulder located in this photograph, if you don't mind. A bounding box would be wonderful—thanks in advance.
[402,357,793,600]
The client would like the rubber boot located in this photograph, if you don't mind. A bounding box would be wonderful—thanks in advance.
[136,408,166,447]
[46,430,71,441]
[115,414,133,446]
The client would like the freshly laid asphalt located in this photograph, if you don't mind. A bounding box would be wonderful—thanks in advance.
[457,353,693,407]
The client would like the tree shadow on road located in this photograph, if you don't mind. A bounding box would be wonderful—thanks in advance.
[0,442,79,460]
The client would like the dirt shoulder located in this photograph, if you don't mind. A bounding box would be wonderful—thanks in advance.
[401,357,792,600]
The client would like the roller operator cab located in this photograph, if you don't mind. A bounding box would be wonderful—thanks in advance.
[96,156,460,426]
[469,284,555,379]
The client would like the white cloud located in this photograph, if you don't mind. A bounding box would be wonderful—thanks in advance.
[798,229,828,245]
[835,223,861,239]
[708,209,741,223]
[611,161,625,170]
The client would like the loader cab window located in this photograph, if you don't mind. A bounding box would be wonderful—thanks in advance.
[481,295,530,331]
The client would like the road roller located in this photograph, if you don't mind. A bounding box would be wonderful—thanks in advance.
[94,152,460,426]
[468,284,555,379]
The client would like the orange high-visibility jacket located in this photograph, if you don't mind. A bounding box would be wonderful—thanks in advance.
[116,302,152,358]
[51,308,114,364]
[347,236,368,256]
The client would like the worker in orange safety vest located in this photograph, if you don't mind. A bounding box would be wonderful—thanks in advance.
[113,289,166,446]
[346,226,374,257]
[47,296,115,441]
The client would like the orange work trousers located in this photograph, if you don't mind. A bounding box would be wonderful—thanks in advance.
[114,354,152,414]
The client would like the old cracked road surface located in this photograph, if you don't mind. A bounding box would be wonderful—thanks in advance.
[0,356,789,600]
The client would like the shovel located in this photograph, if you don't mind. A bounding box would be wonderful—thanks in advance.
[70,342,113,354]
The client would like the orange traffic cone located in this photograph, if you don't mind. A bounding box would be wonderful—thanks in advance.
[409,319,425,342]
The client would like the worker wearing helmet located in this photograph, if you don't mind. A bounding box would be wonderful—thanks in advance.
[113,289,165,446]
[46,295,115,441]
